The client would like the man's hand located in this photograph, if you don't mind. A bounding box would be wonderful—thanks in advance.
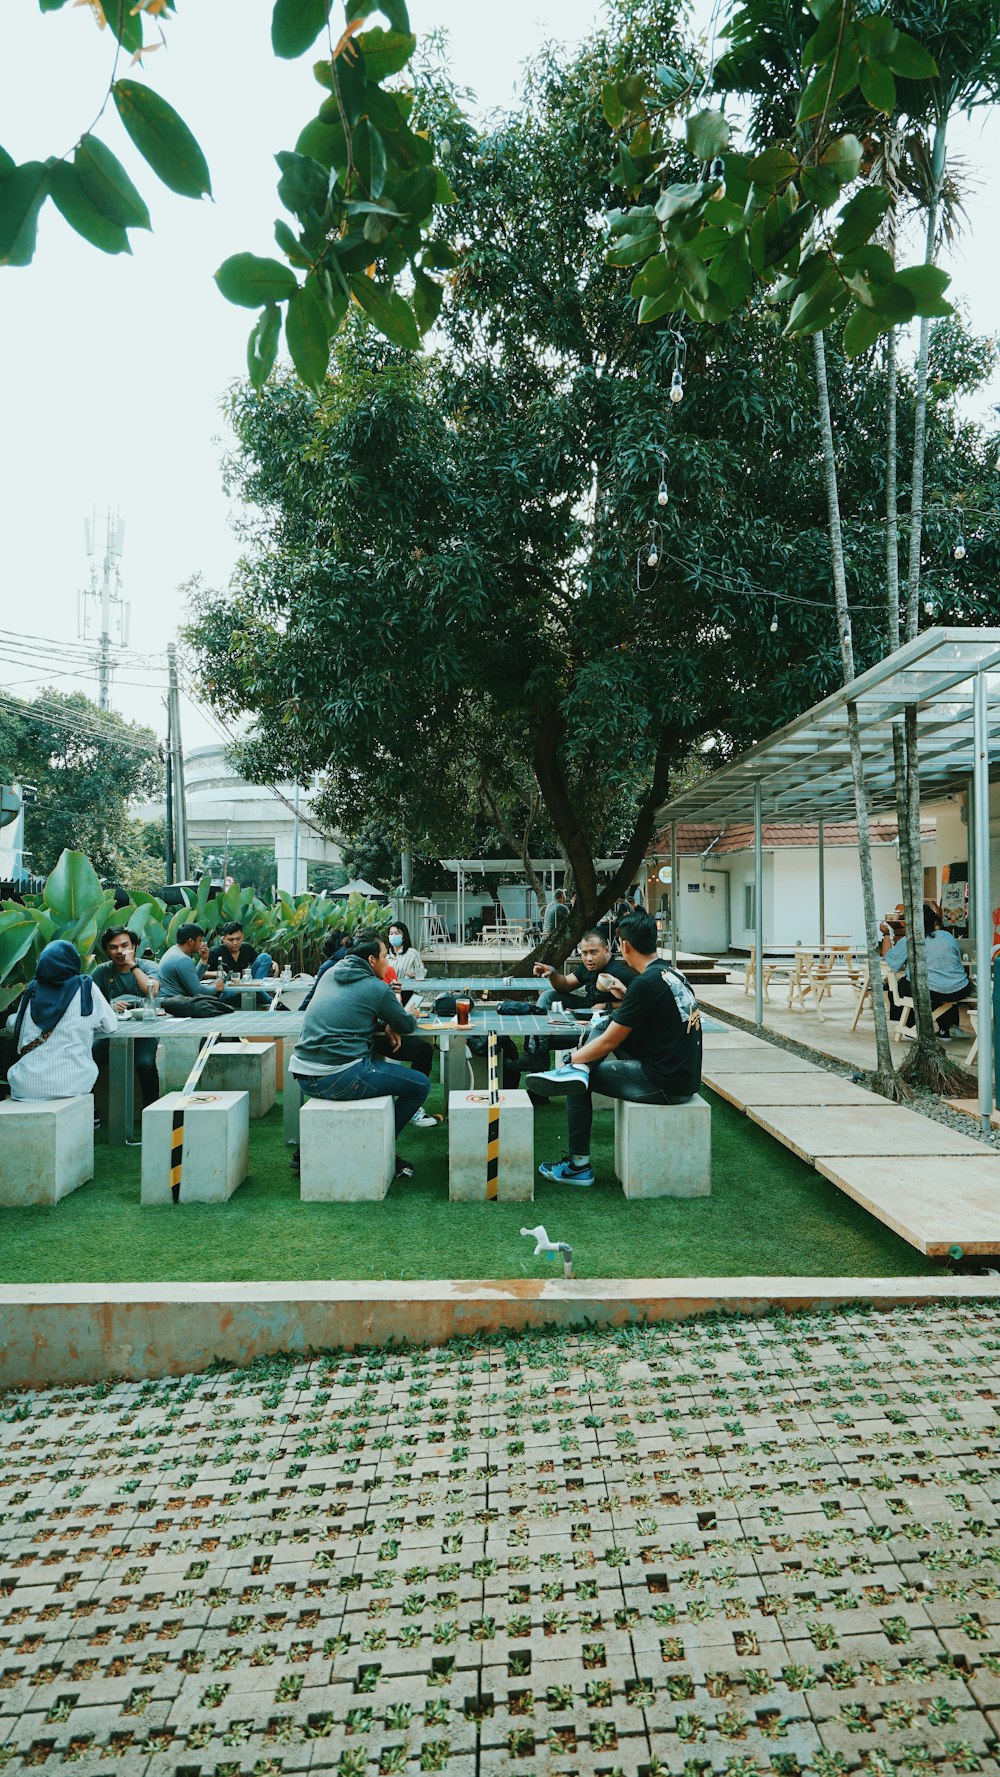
[112,999,128,1014]
[198,940,210,963]
[384,1026,402,1053]
[603,976,627,1002]
[270,961,279,976]
[533,962,554,978]
[214,976,226,995]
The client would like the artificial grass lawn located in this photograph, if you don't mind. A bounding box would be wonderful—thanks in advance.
[0,1076,934,1284]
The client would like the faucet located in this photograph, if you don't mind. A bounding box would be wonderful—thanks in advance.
[521,1225,574,1278]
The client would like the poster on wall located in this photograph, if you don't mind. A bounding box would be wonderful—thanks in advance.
[940,879,967,932]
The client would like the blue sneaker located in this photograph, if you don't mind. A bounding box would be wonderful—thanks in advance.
[525,1063,590,1098]
[539,1156,596,1188]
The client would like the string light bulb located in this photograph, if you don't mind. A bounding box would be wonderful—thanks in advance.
[953,532,967,561]
[709,156,726,200]
[669,367,684,404]
[647,545,659,568]
[657,458,669,506]
[769,607,778,634]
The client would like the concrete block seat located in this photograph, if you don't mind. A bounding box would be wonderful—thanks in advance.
[155,1032,206,1095]
[299,1095,394,1202]
[199,1041,277,1119]
[448,1088,534,1202]
[614,1096,711,1199]
[0,1096,95,1206]
[141,1091,250,1204]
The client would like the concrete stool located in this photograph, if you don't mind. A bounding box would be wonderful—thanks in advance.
[156,1033,206,1094]
[141,1091,250,1204]
[299,1096,394,1201]
[199,1041,277,1119]
[614,1097,711,1199]
[448,1088,534,1202]
[283,1047,301,1145]
[0,1097,94,1206]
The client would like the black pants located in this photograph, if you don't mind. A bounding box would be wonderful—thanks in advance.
[93,1036,160,1108]
[373,1031,434,1075]
[891,977,970,1033]
[567,1055,695,1152]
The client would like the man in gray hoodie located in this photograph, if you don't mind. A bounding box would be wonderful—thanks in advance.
[289,929,430,1179]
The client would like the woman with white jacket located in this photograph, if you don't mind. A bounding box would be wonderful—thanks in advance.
[386,921,426,998]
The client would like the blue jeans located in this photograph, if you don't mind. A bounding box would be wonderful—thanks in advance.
[251,952,273,979]
[298,1055,430,1137]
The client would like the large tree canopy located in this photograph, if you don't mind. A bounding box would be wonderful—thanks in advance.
[186,0,999,947]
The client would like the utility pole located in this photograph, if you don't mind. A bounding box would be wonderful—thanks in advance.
[292,785,301,895]
[167,644,188,883]
[80,511,128,710]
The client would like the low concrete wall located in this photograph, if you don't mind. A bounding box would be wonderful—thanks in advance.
[2,1276,1000,1389]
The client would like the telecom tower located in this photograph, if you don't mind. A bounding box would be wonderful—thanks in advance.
[79,510,129,710]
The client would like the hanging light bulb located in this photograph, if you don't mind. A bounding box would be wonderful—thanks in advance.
[769,608,779,634]
[953,532,967,560]
[924,599,934,616]
[647,546,659,568]
[657,475,669,507]
[709,156,726,200]
[669,367,684,404]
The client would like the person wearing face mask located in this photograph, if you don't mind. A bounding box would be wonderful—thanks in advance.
[386,922,426,1002]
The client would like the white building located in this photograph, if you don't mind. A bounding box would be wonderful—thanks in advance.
[134,744,342,895]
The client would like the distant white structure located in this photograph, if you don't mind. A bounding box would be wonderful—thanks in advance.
[0,785,28,888]
[134,743,341,894]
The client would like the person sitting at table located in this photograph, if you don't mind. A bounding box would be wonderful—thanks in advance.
[532,929,634,1013]
[289,928,431,1178]
[882,904,971,1037]
[526,910,703,1187]
[542,890,570,936]
[298,928,347,1013]
[6,939,118,1101]
[91,926,161,1109]
[157,925,240,1010]
[387,920,426,1003]
[207,921,278,980]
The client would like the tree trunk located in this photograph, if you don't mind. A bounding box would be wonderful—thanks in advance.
[813,329,902,1097]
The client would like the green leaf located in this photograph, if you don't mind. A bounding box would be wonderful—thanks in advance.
[710,233,751,307]
[0,145,14,176]
[412,266,443,334]
[276,150,331,223]
[833,185,890,252]
[786,267,848,334]
[748,147,797,188]
[113,80,211,200]
[43,850,102,923]
[886,32,938,78]
[840,242,894,282]
[797,42,861,121]
[395,165,436,224]
[654,181,707,223]
[99,0,143,52]
[50,162,131,254]
[685,109,730,160]
[606,229,660,267]
[247,304,281,393]
[843,303,885,356]
[296,115,348,169]
[800,163,843,207]
[74,135,150,231]
[215,253,298,307]
[895,262,952,316]
[285,279,332,391]
[353,119,387,201]
[0,913,39,986]
[866,281,916,323]
[820,133,863,183]
[355,26,416,80]
[0,161,49,266]
[859,57,896,114]
[674,245,709,300]
[629,253,673,300]
[637,286,682,323]
[434,168,457,205]
[274,218,312,267]
[348,273,420,349]
[602,82,625,129]
[272,0,332,59]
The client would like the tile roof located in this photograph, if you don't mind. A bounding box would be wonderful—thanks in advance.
[649,819,933,857]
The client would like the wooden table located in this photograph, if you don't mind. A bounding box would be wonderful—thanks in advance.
[107,1009,306,1147]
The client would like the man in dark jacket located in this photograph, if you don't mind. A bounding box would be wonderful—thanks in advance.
[289,929,430,1179]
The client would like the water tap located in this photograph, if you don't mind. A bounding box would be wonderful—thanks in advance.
[520,1225,574,1278]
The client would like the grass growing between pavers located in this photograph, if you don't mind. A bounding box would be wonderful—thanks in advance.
[0,1079,933,1284]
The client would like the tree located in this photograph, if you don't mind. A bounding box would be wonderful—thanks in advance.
[2,1,458,377]
[0,689,163,882]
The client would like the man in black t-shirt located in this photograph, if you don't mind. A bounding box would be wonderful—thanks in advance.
[532,929,634,1012]
[206,921,278,980]
[527,910,702,1187]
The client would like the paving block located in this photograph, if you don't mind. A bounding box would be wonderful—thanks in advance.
[299,1094,394,1201]
[140,1090,250,1204]
[613,1097,711,1198]
[0,1095,94,1206]
[705,1069,878,1107]
[749,1101,994,1163]
[448,1089,534,1202]
[814,1152,1000,1255]
[198,1039,277,1118]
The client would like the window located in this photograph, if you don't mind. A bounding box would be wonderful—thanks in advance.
[744,883,755,930]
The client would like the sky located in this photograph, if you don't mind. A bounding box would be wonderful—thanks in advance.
[1,2,998,754]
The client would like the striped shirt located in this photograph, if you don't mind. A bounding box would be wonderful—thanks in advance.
[6,985,118,1101]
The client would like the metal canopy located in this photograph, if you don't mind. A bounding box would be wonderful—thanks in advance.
[657,629,1000,827]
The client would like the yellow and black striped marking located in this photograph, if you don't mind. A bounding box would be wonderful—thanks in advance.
[485,1033,500,1201]
[170,1031,220,1203]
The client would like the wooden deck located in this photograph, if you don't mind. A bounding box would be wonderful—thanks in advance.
[702,1028,1000,1257]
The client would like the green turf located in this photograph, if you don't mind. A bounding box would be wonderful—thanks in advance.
[0,1076,934,1283]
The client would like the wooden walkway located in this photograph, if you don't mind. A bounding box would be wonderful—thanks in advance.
[702,1026,1000,1256]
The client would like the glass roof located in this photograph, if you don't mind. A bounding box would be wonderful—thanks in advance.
[657,629,1000,825]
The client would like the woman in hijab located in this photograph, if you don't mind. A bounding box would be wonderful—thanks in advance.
[6,940,118,1101]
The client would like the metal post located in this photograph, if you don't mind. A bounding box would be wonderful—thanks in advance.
[967,775,976,939]
[401,845,412,896]
[167,643,188,884]
[292,784,301,895]
[670,821,678,966]
[972,671,993,1131]
[754,779,764,1029]
[818,817,826,948]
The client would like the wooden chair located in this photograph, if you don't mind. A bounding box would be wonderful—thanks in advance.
[787,950,833,1019]
[883,968,959,1041]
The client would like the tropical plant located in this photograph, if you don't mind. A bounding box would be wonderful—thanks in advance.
[0,848,388,1014]
[3,1,459,380]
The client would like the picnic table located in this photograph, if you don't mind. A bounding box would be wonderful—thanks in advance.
[106,1008,306,1147]
[411,977,543,995]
